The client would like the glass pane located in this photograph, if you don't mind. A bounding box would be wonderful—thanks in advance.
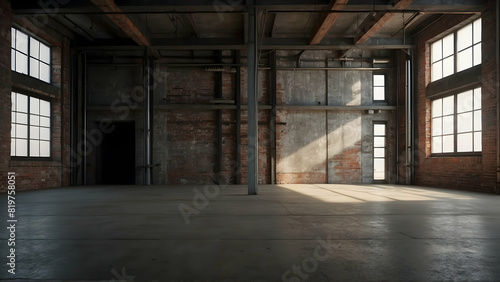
[374,137,385,147]
[473,88,481,110]
[432,136,442,153]
[474,132,482,151]
[374,124,385,136]
[474,110,481,131]
[373,75,384,86]
[16,125,28,138]
[30,97,40,114]
[431,40,442,62]
[16,30,28,53]
[443,96,454,115]
[15,51,28,74]
[29,58,39,79]
[40,43,50,64]
[40,141,50,157]
[11,138,15,157]
[457,90,473,113]
[30,140,40,157]
[457,48,473,72]
[40,100,50,116]
[16,139,28,157]
[30,126,39,139]
[443,135,454,153]
[11,28,15,48]
[473,18,481,44]
[473,45,481,66]
[443,115,454,135]
[16,113,28,124]
[31,115,39,126]
[374,148,385,158]
[431,61,442,81]
[40,63,50,83]
[457,23,472,51]
[17,94,28,113]
[442,34,454,57]
[374,159,385,180]
[11,112,15,123]
[40,127,50,141]
[432,99,442,117]
[373,87,385,100]
[432,117,442,136]
[443,56,454,78]
[458,112,473,133]
[11,49,15,71]
[11,92,16,110]
[11,123,15,137]
[457,133,473,152]
[40,117,50,127]
[30,38,39,58]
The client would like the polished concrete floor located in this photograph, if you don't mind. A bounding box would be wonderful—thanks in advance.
[1,184,500,281]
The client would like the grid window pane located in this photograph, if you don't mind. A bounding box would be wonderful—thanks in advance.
[30,97,40,114]
[11,49,15,71]
[29,58,39,79]
[373,75,384,86]
[40,100,50,116]
[11,27,15,48]
[16,125,28,138]
[457,24,472,51]
[474,110,481,131]
[473,45,481,66]
[15,51,28,74]
[16,139,28,157]
[442,34,454,57]
[443,135,454,153]
[30,140,40,157]
[374,87,385,100]
[431,61,442,81]
[373,159,385,180]
[458,112,473,133]
[474,132,482,151]
[30,126,40,139]
[30,39,39,58]
[30,115,40,126]
[432,118,442,136]
[374,148,385,158]
[16,30,28,53]
[431,40,442,62]
[40,63,50,83]
[40,141,50,157]
[443,116,454,135]
[473,19,481,44]
[40,43,50,63]
[374,137,385,147]
[473,88,481,110]
[457,48,473,72]
[374,124,385,135]
[432,137,442,153]
[457,133,473,152]
[457,90,473,113]
[40,117,50,127]
[17,94,28,113]
[443,96,454,115]
[432,99,442,117]
[16,113,28,124]
[443,56,454,77]
[40,127,50,141]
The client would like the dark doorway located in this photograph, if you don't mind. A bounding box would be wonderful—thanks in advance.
[100,122,135,185]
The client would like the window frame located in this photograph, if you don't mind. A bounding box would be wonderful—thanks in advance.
[372,73,386,102]
[430,88,482,156]
[11,27,52,84]
[430,18,481,83]
[11,92,52,160]
[373,122,387,182]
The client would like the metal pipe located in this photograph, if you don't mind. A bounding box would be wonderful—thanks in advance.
[270,50,277,185]
[83,52,87,185]
[276,67,391,71]
[216,51,223,184]
[409,50,416,185]
[236,51,242,184]
[144,54,152,186]
[247,3,259,195]
[396,51,400,184]
[496,0,500,189]
[69,52,76,186]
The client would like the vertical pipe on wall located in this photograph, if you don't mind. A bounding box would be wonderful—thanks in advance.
[405,53,412,185]
[395,52,400,184]
[83,52,87,185]
[217,51,223,184]
[248,4,259,195]
[496,0,500,188]
[236,51,242,184]
[410,50,416,185]
[69,53,76,186]
[144,54,152,186]
[270,50,277,184]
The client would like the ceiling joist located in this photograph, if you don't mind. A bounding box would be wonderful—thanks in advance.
[90,0,150,46]
[310,0,350,45]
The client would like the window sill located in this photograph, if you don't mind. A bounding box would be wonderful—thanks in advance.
[429,152,482,158]
[11,72,59,99]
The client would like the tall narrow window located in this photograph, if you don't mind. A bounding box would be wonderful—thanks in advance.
[373,74,385,101]
[11,92,51,158]
[373,123,386,181]
[11,27,51,83]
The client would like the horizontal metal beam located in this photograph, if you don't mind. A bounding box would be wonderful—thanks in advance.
[88,104,396,111]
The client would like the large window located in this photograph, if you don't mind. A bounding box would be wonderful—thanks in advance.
[11,92,51,158]
[431,18,481,82]
[431,88,481,154]
[11,28,51,83]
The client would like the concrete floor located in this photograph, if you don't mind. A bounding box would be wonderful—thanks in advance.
[1,184,500,281]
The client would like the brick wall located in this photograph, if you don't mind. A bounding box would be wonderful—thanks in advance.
[414,1,498,193]
[0,0,70,192]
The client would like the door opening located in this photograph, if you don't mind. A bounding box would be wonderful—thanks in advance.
[100,122,135,185]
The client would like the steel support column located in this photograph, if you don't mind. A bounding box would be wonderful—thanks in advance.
[144,55,152,185]
[236,51,242,184]
[216,51,223,184]
[270,50,277,184]
[247,4,258,195]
